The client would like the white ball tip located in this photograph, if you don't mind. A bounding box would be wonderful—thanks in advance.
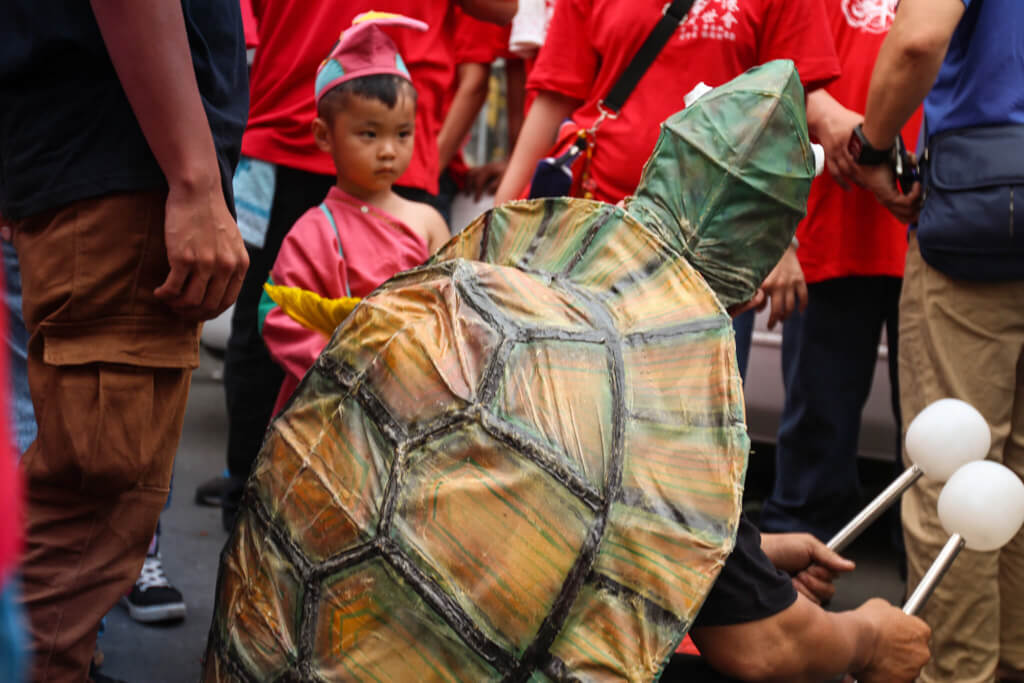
[905,398,991,481]
[938,460,1024,551]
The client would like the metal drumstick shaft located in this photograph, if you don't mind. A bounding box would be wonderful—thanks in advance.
[828,464,923,553]
[903,533,965,616]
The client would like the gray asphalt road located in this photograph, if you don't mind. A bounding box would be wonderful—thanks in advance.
[94,349,906,683]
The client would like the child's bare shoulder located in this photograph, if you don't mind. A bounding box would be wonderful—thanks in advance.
[389,194,450,253]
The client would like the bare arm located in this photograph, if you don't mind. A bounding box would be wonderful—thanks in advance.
[438,62,492,171]
[805,88,864,190]
[861,0,964,149]
[462,58,530,201]
[90,0,248,320]
[493,90,579,204]
[423,208,452,253]
[460,0,518,25]
[505,58,528,151]
[394,199,451,254]
[848,0,962,223]
[691,596,930,683]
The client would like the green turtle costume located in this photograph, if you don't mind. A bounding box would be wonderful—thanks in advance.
[204,60,815,682]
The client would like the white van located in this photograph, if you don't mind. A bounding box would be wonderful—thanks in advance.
[742,308,899,461]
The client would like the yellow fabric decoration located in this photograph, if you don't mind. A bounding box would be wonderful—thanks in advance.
[352,10,407,25]
[263,283,361,337]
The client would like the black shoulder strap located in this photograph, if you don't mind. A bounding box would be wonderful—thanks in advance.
[602,0,697,114]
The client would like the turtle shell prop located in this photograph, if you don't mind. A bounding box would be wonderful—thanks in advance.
[204,60,815,682]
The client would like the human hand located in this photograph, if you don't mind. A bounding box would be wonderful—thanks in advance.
[791,564,844,605]
[466,160,508,200]
[726,288,765,318]
[850,162,923,224]
[155,181,249,321]
[852,598,931,683]
[814,102,863,190]
[760,245,808,329]
[761,532,855,604]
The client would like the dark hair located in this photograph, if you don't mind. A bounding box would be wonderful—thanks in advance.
[317,73,417,119]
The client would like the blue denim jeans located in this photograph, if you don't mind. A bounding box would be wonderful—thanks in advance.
[0,579,26,683]
[732,309,754,383]
[759,276,902,540]
[3,239,36,455]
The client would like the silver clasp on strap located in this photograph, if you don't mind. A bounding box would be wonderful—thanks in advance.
[590,101,620,136]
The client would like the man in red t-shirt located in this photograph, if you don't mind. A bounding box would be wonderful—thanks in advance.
[210,0,516,529]
[759,0,922,540]
[493,0,841,353]
[497,0,841,205]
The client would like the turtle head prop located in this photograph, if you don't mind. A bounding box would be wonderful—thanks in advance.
[625,60,815,309]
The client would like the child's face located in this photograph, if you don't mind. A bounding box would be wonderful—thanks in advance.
[316,91,416,198]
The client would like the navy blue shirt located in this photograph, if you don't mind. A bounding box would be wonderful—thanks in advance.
[0,1,248,219]
[925,0,1024,137]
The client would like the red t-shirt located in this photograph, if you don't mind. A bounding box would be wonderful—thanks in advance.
[239,0,259,50]
[242,1,460,195]
[796,0,922,282]
[528,0,841,204]
[455,7,512,64]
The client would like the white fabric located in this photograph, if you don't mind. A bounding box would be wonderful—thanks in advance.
[509,0,554,59]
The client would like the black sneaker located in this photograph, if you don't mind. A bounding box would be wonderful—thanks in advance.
[121,554,186,623]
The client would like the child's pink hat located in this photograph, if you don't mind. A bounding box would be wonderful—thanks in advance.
[315,12,428,105]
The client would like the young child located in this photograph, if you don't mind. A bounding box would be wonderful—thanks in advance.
[260,13,449,414]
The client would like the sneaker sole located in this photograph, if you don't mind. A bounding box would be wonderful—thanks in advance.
[194,492,223,507]
[120,597,186,623]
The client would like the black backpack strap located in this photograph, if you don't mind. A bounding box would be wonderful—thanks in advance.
[602,0,696,114]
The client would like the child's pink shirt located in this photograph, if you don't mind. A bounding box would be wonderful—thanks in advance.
[262,186,429,413]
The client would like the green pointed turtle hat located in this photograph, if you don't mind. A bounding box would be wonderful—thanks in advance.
[626,59,816,308]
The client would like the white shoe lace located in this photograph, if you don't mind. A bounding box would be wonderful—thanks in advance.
[136,555,173,592]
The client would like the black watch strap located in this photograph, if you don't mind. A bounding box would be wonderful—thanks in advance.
[849,124,894,166]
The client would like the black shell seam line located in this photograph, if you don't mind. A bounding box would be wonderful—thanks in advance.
[479,410,605,513]
[504,279,627,682]
[518,199,558,268]
[379,539,517,672]
[561,205,618,277]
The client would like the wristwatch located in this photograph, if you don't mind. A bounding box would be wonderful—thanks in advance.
[848,124,894,165]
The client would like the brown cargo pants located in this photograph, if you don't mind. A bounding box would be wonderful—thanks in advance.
[11,191,199,682]
[899,234,1024,683]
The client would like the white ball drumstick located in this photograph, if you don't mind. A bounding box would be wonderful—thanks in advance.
[828,399,990,553]
[902,460,1024,614]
